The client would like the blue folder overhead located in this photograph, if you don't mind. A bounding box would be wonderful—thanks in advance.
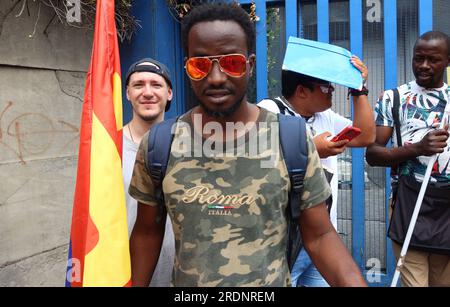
[283,36,363,90]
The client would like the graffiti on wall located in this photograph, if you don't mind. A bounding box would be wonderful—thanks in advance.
[0,101,79,164]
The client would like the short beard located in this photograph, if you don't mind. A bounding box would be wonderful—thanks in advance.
[137,112,160,122]
[416,78,439,89]
[198,93,246,118]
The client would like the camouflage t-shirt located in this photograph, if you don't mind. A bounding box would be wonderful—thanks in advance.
[129,108,331,286]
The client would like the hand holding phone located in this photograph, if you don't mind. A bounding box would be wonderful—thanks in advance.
[330,126,361,142]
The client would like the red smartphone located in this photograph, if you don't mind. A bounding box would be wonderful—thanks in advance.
[330,126,362,142]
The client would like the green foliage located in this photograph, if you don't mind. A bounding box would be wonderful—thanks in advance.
[266,7,281,97]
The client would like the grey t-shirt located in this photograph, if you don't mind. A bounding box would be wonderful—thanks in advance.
[123,133,175,287]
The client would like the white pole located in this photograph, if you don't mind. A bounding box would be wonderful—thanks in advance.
[391,107,450,287]
[390,153,437,287]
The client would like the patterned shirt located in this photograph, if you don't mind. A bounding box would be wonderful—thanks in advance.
[374,80,450,182]
[129,108,331,286]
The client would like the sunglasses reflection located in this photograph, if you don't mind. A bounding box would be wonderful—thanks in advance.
[185,53,249,80]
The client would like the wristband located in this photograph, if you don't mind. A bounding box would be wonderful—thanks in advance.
[348,86,369,98]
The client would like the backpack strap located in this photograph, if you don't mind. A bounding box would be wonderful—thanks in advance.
[278,113,308,271]
[271,98,297,116]
[146,117,177,204]
[278,113,308,220]
[390,88,402,205]
[392,88,402,147]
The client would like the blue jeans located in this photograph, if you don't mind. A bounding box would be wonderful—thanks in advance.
[291,248,330,287]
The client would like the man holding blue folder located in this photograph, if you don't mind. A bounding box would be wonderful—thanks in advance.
[259,39,375,287]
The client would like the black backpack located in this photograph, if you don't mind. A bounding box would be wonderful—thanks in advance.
[145,114,308,271]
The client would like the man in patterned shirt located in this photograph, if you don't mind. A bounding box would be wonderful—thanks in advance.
[366,31,450,287]
[129,3,366,287]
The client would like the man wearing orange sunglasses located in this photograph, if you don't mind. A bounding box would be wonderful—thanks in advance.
[128,3,366,287]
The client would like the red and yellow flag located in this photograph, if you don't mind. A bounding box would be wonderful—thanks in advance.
[66,0,131,287]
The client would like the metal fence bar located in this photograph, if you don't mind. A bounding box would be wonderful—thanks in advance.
[169,3,186,118]
[285,0,298,43]
[349,0,365,273]
[255,0,268,101]
[419,0,433,34]
[317,0,329,43]
[384,0,398,283]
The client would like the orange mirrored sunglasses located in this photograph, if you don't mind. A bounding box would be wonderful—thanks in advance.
[185,53,249,81]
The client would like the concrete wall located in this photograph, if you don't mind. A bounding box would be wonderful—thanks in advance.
[0,0,92,286]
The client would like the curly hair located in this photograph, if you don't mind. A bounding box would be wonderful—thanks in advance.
[181,2,256,54]
[415,31,450,56]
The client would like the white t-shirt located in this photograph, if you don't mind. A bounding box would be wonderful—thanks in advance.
[123,133,175,287]
[258,97,352,228]
[123,133,139,234]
